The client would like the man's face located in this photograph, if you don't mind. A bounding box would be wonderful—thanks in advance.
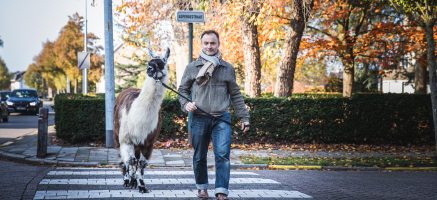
[201,33,219,56]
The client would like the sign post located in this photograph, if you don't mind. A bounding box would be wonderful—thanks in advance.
[176,10,205,62]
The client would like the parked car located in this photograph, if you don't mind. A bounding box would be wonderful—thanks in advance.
[6,89,42,115]
[0,91,11,101]
[0,91,9,122]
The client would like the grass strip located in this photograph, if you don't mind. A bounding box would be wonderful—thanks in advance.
[240,156,436,168]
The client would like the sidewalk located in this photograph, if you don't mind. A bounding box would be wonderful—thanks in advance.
[0,126,436,171]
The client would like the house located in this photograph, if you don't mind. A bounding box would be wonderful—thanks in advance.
[379,69,430,94]
[10,71,31,90]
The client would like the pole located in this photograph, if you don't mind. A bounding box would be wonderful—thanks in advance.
[188,22,193,62]
[104,0,115,148]
[82,0,88,95]
[187,16,194,143]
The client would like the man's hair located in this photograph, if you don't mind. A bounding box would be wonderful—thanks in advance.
[201,30,220,44]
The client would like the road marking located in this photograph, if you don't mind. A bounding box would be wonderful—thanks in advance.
[36,168,313,199]
[39,178,280,185]
[47,170,259,176]
[34,189,312,199]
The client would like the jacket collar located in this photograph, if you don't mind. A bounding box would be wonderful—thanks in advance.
[193,59,227,68]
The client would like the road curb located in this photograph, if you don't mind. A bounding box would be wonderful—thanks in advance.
[1,145,436,171]
[269,165,322,170]
[264,164,437,171]
[384,167,437,171]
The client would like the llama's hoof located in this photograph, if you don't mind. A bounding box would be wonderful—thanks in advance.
[138,186,149,193]
[129,178,137,189]
[139,160,148,168]
[123,179,130,187]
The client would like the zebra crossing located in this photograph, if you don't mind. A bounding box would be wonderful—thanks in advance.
[34,167,312,199]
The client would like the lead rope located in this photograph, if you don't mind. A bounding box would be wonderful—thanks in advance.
[157,80,246,132]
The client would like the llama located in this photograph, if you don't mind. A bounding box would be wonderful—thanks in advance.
[113,48,170,193]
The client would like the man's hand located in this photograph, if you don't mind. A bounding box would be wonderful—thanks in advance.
[241,121,250,133]
[185,102,197,112]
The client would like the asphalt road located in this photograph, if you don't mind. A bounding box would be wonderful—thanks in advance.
[0,157,52,200]
[0,101,54,144]
[257,170,437,200]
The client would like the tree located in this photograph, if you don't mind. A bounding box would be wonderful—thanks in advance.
[24,13,103,94]
[390,0,437,152]
[301,0,407,97]
[115,63,146,92]
[0,57,10,90]
[116,0,195,87]
[24,41,66,95]
[274,0,314,97]
[240,1,262,97]
[0,37,10,90]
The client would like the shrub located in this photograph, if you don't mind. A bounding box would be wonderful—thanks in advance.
[54,93,433,145]
[54,94,105,144]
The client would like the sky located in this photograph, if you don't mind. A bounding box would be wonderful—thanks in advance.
[0,0,105,72]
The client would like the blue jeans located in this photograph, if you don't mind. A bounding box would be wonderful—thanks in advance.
[191,112,231,196]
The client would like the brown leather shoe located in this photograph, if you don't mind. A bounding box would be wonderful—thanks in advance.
[216,193,229,200]
[197,189,209,199]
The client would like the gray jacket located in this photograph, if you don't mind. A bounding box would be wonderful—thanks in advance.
[178,59,250,123]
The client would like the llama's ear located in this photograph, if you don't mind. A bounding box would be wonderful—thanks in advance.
[147,48,159,59]
[162,48,170,63]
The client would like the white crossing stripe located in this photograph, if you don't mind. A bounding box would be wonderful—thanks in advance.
[36,168,313,199]
[33,189,312,199]
[39,178,280,185]
[47,170,259,176]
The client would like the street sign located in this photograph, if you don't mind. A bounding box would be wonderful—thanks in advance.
[78,51,90,69]
[176,10,205,23]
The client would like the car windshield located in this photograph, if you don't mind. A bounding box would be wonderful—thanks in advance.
[11,90,38,98]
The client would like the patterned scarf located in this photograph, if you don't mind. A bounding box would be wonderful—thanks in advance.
[196,50,222,86]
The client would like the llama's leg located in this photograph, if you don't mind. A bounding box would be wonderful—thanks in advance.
[120,143,136,188]
[135,134,157,193]
[136,153,149,193]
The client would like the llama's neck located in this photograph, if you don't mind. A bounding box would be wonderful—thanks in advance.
[136,76,167,106]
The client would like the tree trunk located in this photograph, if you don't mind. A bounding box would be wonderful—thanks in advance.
[274,0,313,97]
[66,76,71,93]
[415,52,427,94]
[424,21,437,153]
[74,79,78,94]
[343,62,354,97]
[341,43,355,97]
[241,3,261,97]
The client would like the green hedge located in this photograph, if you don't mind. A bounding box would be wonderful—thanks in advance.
[54,93,434,145]
[54,94,105,143]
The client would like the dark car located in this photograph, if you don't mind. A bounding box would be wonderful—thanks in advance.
[0,91,9,122]
[6,89,42,115]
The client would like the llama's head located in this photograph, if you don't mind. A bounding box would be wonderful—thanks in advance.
[147,48,170,81]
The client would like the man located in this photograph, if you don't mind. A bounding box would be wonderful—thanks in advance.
[178,30,250,200]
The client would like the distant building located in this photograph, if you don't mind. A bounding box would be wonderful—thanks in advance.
[10,71,31,90]
[379,69,430,94]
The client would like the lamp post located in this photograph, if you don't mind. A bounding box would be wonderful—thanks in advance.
[82,0,95,95]
[104,0,115,148]
[82,0,88,95]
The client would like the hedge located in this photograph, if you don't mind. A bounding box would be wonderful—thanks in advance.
[54,94,105,143]
[54,93,434,145]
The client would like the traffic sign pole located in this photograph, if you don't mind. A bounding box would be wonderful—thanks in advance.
[188,22,193,63]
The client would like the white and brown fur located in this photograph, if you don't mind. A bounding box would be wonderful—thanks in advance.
[113,48,169,193]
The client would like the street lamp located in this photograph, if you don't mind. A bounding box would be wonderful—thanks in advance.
[82,0,95,95]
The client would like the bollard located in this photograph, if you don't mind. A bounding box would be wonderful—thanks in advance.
[37,107,48,158]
